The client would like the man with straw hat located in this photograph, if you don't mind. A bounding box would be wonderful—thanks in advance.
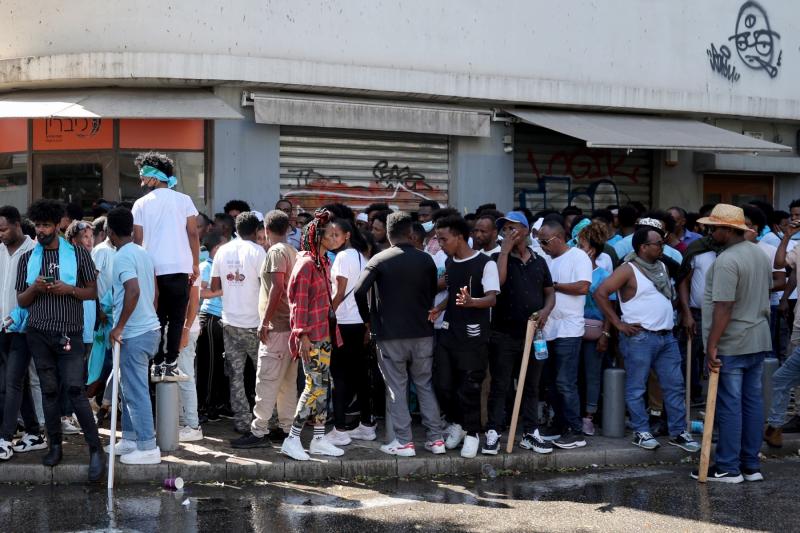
[690,204,772,483]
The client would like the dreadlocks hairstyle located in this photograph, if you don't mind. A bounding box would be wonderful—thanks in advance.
[301,208,333,268]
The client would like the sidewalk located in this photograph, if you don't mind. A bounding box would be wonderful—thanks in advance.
[3,420,798,485]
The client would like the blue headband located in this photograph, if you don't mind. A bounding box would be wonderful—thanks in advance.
[140,165,178,189]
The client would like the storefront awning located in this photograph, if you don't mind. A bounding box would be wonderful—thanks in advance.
[0,89,243,119]
[250,92,491,137]
[507,109,791,152]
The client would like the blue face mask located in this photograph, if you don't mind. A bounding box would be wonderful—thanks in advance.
[422,221,435,233]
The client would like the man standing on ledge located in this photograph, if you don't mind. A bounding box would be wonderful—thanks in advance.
[690,204,772,483]
[132,152,199,381]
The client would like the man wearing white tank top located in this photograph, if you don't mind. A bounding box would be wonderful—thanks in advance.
[596,228,700,454]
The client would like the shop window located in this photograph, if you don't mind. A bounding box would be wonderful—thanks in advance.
[118,152,206,211]
[41,162,104,213]
[0,153,29,211]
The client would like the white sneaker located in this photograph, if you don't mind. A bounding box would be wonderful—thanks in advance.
[0,438,13,461]
[281,436,310,461]
[61,416,81,435]
[445,423,466,450]
[424,439,446,455]
[179,426,204,442]
[104,439,137,456]
[347,423,377,441]
[12,433,47,453]
[120,447,162,465]
[461,434,480,458]
[380,439,416,457]
[325,428,352,446]
[310,436,345,457]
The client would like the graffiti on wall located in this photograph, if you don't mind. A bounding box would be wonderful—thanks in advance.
[707,1,781,82]
[282,159,446,212]
[527,148,642,185]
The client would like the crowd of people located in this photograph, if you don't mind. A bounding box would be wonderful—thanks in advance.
[0,151,797,484]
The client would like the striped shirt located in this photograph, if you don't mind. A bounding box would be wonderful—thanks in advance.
[16,246,97,334]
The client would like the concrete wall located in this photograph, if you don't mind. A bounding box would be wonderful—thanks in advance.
[211,88,280,213]
[653,151,704,211]
[2,1,800,120]
[449,122,515,213]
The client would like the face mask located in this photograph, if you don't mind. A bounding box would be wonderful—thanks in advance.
[37,232,56,246]
[422,221,435,233]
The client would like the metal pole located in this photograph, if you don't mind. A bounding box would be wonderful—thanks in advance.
[107,342,121,489]
[686,337,692,433]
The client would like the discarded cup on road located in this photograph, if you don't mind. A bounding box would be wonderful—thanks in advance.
[163,477,184,491]
[690,420,704,434]
[481,464,497,479]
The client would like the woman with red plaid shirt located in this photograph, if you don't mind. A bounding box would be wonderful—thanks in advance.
[280,209,347,461]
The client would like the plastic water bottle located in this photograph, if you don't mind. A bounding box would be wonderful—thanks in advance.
[690,420,704,434]
[533,329,548,361]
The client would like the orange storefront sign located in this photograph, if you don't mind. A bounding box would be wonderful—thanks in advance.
[33,118,113,150]
[120,119,204,150]
[0,119,28,153]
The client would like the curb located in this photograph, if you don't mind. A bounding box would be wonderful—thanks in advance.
[3,436,797,485]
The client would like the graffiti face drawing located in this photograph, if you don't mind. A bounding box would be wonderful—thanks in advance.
[728,1,781,78]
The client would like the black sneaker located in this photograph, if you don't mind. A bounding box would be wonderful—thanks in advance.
[539,425,562,442]
[553,428,587,450]
[742,467,764,482]
[233,425,249,435]
[669,431,700,453]
[162,362,190,382]
[481,430,500,455]
[268,428,289,442]
[519,430,553,454]
[217,406,235,420]
[690,465,744,483]
[204,409,221,422]
[231,432,270,449]
[150,363,164,383]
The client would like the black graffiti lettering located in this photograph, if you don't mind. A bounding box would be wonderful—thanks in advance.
[707,44,741,83]
[287,168,341,187]
[372,160,431,191]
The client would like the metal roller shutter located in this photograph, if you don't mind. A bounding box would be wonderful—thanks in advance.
[514,124,653,212]
[279,127,449,213]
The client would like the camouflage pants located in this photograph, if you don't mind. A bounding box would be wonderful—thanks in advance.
[292,338,332,428]
[222,324,259,431]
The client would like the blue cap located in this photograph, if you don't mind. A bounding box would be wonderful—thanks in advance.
[496,211,530,230]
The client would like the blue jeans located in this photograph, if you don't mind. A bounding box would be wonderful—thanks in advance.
[619,331,686,436]
[547,337,582,431]
[120,330,160,451]
[580,339,604,415]
[177,330,200,428]
[767,347,800,427]
[716,352,767,475]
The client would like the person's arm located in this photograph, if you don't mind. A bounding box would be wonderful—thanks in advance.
[555,280,590,296]
[678,269,696,335]
[259,271,287,343]
[186,215,200,282]
[353,263,378,324]
[288,264,314,362]
[200,280,222,299]
[779,269,796,318]
[774,225,798,268]
[456,288,496,308]
[331,276,348,312]
[495,230,518,286]
[705,301,734,373]
[49,249,98,301]
[210,276,222,293]
[181,284,200,349]
[537,286,555,329]
[772,270,787,294]
[595,264,641,336]
[109,277,141,345]
[133,225,143,246]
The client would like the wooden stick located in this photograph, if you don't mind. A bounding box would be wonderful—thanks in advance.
[697,371,720,483]
[506,316,537,454]
[685,337,692,433]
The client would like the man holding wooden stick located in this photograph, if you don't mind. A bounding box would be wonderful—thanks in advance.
[483,212,554,455]
[691,204,772,483]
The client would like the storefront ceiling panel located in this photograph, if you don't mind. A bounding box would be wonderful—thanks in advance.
[253,92,490,137]
[507,110,791,153]
[0,89,242,119]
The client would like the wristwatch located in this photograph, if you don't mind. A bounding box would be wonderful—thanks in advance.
[601,331,611,338]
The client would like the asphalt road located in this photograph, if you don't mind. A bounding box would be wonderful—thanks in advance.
[1,458,797,532]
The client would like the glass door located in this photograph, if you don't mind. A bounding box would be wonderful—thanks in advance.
[33,153,117,213]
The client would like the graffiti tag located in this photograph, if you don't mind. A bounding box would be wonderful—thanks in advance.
[706,44,741,83]
[371,160,432,191]
[527,148,641,185]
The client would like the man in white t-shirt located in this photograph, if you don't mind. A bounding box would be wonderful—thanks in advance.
[210,212,267,434]
[537,219,592,450]
[132,152,200,381]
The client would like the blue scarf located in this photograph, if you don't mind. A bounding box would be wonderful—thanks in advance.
[140,165,178,189]
[26,237,77,286]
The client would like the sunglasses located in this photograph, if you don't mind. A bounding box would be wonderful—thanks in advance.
[538,236,559,246]
[643,240,665,247]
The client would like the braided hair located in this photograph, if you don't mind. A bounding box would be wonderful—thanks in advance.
[301,208,333,269]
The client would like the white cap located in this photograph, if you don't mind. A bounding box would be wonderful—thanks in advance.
[356,213,369,223]
[251,210,264,222]
[532,218,544,231]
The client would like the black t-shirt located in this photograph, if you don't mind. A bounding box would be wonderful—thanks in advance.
[441,252,492,345]
[16,245,97,334]
[490,250,552,338]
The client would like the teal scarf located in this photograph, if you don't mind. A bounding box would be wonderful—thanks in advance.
[26,237,77,286]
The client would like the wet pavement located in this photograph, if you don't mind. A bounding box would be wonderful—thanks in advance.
[1,458,798,532]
